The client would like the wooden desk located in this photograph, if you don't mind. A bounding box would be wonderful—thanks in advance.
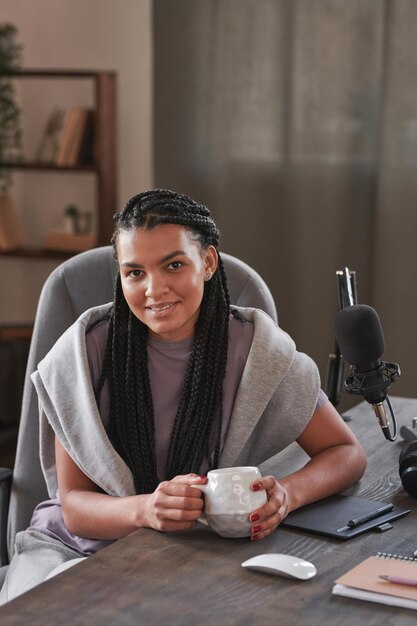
[1,397,417,625]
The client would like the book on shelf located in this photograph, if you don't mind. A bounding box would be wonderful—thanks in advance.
[34,106,65,163]
[54,109,78,166]
[43,230,95,253]
[55,107,95,167]
[333,553,417,610]
[0,195,25,251]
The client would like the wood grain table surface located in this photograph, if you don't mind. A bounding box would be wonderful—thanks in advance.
[1,396,417,625]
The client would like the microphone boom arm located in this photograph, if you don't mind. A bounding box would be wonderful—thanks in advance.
[325,268,357,407]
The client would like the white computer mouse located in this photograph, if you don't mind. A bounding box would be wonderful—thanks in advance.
[241,553,317,580]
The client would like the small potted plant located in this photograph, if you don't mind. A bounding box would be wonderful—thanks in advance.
[0,23,24,250]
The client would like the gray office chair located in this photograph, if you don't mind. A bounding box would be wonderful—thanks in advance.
[0,246,277,584]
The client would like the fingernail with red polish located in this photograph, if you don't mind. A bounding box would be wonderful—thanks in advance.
[251,534,259,542]
[250,513,260,522]
[252,482,262,491]
[252,525,261,533]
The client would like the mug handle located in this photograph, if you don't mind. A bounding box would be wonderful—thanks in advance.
[190,483,207,493]
[190,483,208,526]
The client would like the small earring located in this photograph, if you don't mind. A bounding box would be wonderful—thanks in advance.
[205,270,213,281]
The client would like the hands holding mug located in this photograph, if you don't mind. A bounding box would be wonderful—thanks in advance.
[144,467,286,541]
[190,466,287,540]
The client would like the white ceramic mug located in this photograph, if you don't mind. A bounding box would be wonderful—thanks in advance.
[193,466,267,538]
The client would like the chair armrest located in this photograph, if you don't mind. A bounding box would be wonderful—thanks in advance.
[0,468,13,566]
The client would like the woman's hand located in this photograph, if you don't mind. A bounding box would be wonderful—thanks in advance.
[246,402,367,543]
[56,434,207,538]
[141,473,207,532]
[248,476,289,541]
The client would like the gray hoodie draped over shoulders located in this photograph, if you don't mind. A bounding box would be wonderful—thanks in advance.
[31,304,320,499]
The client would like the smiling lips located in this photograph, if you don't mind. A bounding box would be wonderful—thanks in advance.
[146,302,178,315]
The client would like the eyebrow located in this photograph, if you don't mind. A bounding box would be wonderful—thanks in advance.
[120,250,187,268]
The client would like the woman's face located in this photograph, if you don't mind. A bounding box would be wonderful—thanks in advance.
[116,224,218,342]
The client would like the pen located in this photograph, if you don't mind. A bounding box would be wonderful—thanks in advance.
[336,503,395,533]
[347,503,394,528]
[379,575,417,587]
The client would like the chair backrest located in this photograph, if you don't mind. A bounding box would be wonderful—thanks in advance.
[6,246,277,559]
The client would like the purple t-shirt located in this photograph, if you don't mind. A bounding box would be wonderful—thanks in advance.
[88,316,255,478]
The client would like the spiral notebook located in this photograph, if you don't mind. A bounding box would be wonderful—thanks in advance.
[333,553,417,610]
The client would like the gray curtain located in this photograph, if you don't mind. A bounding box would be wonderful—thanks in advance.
[154,0,416,407]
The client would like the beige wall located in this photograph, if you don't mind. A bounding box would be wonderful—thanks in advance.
[0,0,153,323]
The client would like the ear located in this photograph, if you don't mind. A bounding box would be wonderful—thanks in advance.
[204,245,218,277]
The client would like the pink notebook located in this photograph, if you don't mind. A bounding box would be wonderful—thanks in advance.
[333,554,417,610]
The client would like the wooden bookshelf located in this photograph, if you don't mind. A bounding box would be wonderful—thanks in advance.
[0,69,117,258]
[0,324,33,341]
[0,161,96,172]
[0,247,74,260]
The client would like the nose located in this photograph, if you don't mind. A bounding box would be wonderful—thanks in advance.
[144,272,168,298]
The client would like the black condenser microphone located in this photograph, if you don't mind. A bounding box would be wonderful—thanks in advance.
[334,304,400,441]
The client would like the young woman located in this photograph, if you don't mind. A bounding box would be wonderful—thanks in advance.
[0,189,366,604]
